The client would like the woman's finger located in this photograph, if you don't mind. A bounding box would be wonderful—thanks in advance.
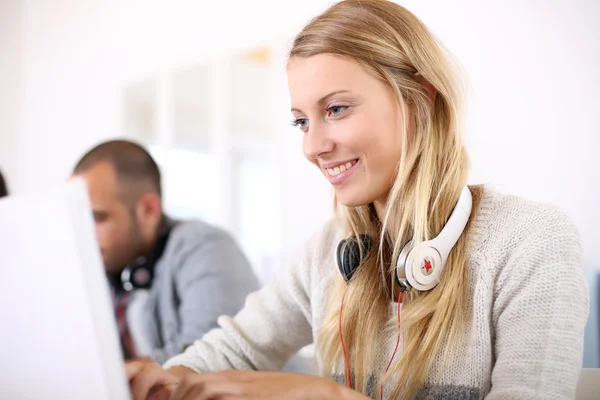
[170,373,246,400]
[130,362,177,400]
[147,383,177,400]
[125,361,145,380]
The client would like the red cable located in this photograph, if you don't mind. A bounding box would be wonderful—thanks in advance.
[380,290,403,400]
[339,284,353,389]
[339,285,403,398]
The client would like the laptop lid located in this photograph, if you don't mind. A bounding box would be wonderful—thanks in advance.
[0,179,130,400]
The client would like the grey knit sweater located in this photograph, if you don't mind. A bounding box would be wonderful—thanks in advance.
[164,187,589,399]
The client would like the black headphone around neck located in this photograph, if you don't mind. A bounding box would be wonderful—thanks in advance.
[335,234,373,282]
[120,217,175,292]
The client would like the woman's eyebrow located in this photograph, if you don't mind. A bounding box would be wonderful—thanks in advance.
[291,90,352,113]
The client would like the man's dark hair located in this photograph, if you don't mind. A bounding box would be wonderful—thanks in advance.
[74,140,162,199]
[0,169,8,198]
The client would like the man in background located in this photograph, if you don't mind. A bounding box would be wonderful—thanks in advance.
[72,139,259,364]
[0,168,8,198]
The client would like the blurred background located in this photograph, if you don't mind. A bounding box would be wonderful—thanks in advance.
[0,0,598,364]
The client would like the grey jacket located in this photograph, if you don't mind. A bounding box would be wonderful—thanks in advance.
[126,219,259,364]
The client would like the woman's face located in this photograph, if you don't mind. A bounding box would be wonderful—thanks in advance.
[287,54,404,209]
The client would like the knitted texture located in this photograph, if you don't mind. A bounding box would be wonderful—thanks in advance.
[164,187,589,399]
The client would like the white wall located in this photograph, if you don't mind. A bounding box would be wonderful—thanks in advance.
[8,0,314,194]
[5,0,336,260]
[405,0,600,267]
[2,0,599,265]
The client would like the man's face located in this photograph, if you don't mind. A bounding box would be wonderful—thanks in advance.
[76,162,143,274]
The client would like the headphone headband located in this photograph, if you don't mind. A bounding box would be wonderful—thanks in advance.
[426,186,472,265]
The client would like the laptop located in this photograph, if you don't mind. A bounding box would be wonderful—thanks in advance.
[0,180,130,400]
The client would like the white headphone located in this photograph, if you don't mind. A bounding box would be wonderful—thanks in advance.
[336,186,472,292]
[396,186,472,291]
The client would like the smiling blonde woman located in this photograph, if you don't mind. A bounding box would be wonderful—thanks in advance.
[126,1,589,399]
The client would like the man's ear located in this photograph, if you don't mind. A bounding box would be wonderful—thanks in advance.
[414,72,437,103]
[137,192,162,221]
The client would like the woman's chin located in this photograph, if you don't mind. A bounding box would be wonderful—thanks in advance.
[334,191,374,209]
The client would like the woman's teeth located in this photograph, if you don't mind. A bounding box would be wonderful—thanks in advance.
[327,160,356,176]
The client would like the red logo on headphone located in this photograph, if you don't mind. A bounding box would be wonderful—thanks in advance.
[421,257,434,276]
[133,269,150,286]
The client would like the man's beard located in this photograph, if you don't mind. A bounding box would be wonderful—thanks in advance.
[106,210,145,275]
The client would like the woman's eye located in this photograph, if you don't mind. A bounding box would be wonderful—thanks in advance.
[291,118,309,132]
[326,105,348,117]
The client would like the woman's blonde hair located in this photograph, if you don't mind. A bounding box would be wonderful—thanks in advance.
[289,0,475,398]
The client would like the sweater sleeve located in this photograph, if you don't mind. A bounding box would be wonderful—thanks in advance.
[162,236,316,372]
[486,206,589,399]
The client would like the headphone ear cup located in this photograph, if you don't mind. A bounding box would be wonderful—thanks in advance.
[336,234,372,282]
[336,239,353,281]
[121,256,153,291]
[129,264,153,289]
[395,241,412,290]
[404,243,443,291]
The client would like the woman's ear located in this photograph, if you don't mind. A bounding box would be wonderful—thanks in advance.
[414,73,437,103]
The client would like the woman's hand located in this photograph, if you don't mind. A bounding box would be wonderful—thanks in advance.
[125,360,180,400]
[169,370,368,400]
